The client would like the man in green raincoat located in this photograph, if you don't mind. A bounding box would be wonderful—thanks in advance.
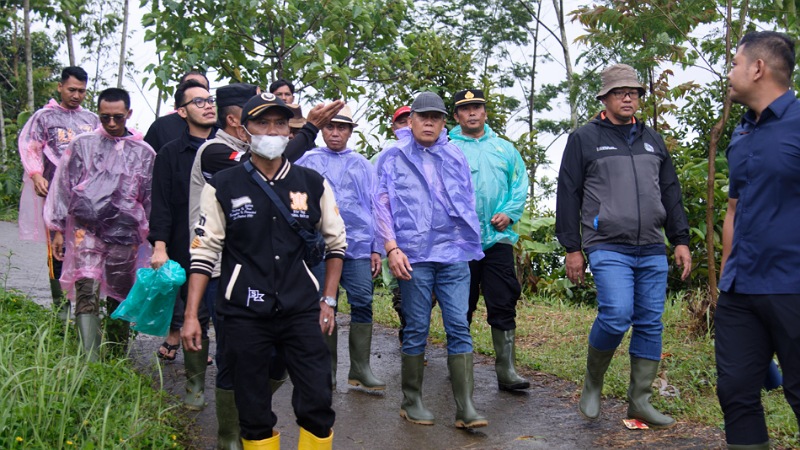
[449,89,531,392]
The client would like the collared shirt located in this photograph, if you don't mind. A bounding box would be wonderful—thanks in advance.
[720,90,800,294]
[374,128,484,264]
[296,146,379,259]
[449,124,529,250]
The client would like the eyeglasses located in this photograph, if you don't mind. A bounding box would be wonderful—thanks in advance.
[99,114,126,124]
[180,96,216,108]
[609,89,641,100]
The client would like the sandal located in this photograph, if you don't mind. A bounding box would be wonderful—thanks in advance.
[157,341,180,361]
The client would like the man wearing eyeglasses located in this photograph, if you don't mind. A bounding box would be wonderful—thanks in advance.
[148,78,218,409]
[43,87,155,361]
[555,64,691,428]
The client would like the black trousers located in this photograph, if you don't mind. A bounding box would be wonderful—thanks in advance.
[225,310,334,440]
[467,243,522,330]
[715,291,800,445]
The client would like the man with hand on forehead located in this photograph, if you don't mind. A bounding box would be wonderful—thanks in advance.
[183,92,346,449]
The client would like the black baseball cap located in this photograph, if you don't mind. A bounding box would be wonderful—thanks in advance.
[241,92,294,124]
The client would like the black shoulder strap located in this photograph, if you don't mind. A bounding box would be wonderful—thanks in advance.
[244,160,304,234]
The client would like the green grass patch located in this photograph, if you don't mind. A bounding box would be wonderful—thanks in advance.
[0,288,184,449]
[343,286,799,448]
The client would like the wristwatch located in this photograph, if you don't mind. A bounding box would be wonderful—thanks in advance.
[320,296,337,308]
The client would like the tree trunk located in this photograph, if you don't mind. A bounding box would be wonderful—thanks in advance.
[117,0,130,88]
[0,88,6,162]
[64,10,76,66]
[553,0,576,131]
[705,0,747,319]
[24,0,34,111]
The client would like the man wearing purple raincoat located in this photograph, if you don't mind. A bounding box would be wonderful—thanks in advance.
[373,91,487,429]
[45,88,155,361]
[296,105,385,392]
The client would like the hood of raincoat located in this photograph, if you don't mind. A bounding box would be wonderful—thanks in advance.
[373,127,484,264]
[295,146,379,259]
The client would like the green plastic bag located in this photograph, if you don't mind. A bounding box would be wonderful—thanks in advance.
[111,260,186,337]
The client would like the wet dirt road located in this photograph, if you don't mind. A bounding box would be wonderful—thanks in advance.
[0,220,725,449]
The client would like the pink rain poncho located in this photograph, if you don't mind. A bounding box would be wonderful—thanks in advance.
[18,99,98,241]
[44,127,156,301]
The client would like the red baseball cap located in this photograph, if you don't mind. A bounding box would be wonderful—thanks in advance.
[392,105,411,123]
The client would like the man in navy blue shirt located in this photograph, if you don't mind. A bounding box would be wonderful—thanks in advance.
[716,31,800,450]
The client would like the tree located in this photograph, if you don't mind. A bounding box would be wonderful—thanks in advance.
[141,0,411,107]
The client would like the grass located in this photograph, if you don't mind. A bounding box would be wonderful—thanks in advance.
[342,286,799,449]
[0,288,185,449]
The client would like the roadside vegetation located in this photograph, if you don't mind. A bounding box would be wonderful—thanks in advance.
[0,286,185,449]
[341,289,799,449]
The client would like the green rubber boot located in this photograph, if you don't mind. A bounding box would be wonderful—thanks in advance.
[726,443,770,450]
[447,353,488,429]
[579,345,616,420]
[50,278,70,323]
[627,356,676,428]
[183,338,210,410]
[491,328,530,391]
[347,323,386,390]
[323,323,338,390]
[104,298,130,358]
[215,388,243,450]
[269,370,289,393]
[399,352,434,425]
[76,314,101,362]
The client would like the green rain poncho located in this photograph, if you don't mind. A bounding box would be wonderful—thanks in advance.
[449,124,529,250]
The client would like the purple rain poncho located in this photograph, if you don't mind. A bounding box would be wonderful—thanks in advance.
[295,147,380,259]
[373,128,484,264]
[18,99,98,241]
[44,127,156,301]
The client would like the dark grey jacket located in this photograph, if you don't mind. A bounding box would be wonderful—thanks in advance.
[555,114,689,253]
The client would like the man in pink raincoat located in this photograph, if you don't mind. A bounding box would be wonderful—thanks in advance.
[17,66,99,320]
[45,88,155,361]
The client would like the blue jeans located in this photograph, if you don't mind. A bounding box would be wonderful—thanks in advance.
[398,262,473,356]
[311,258,375,323]
[587,250,668,361]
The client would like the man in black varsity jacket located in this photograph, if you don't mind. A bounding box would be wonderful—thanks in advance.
[181,92,346,449]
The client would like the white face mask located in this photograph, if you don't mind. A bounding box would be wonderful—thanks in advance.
[249,134,289,160]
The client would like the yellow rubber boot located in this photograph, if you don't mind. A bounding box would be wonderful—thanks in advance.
[241,431,279,450]
[297,427,333,450]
